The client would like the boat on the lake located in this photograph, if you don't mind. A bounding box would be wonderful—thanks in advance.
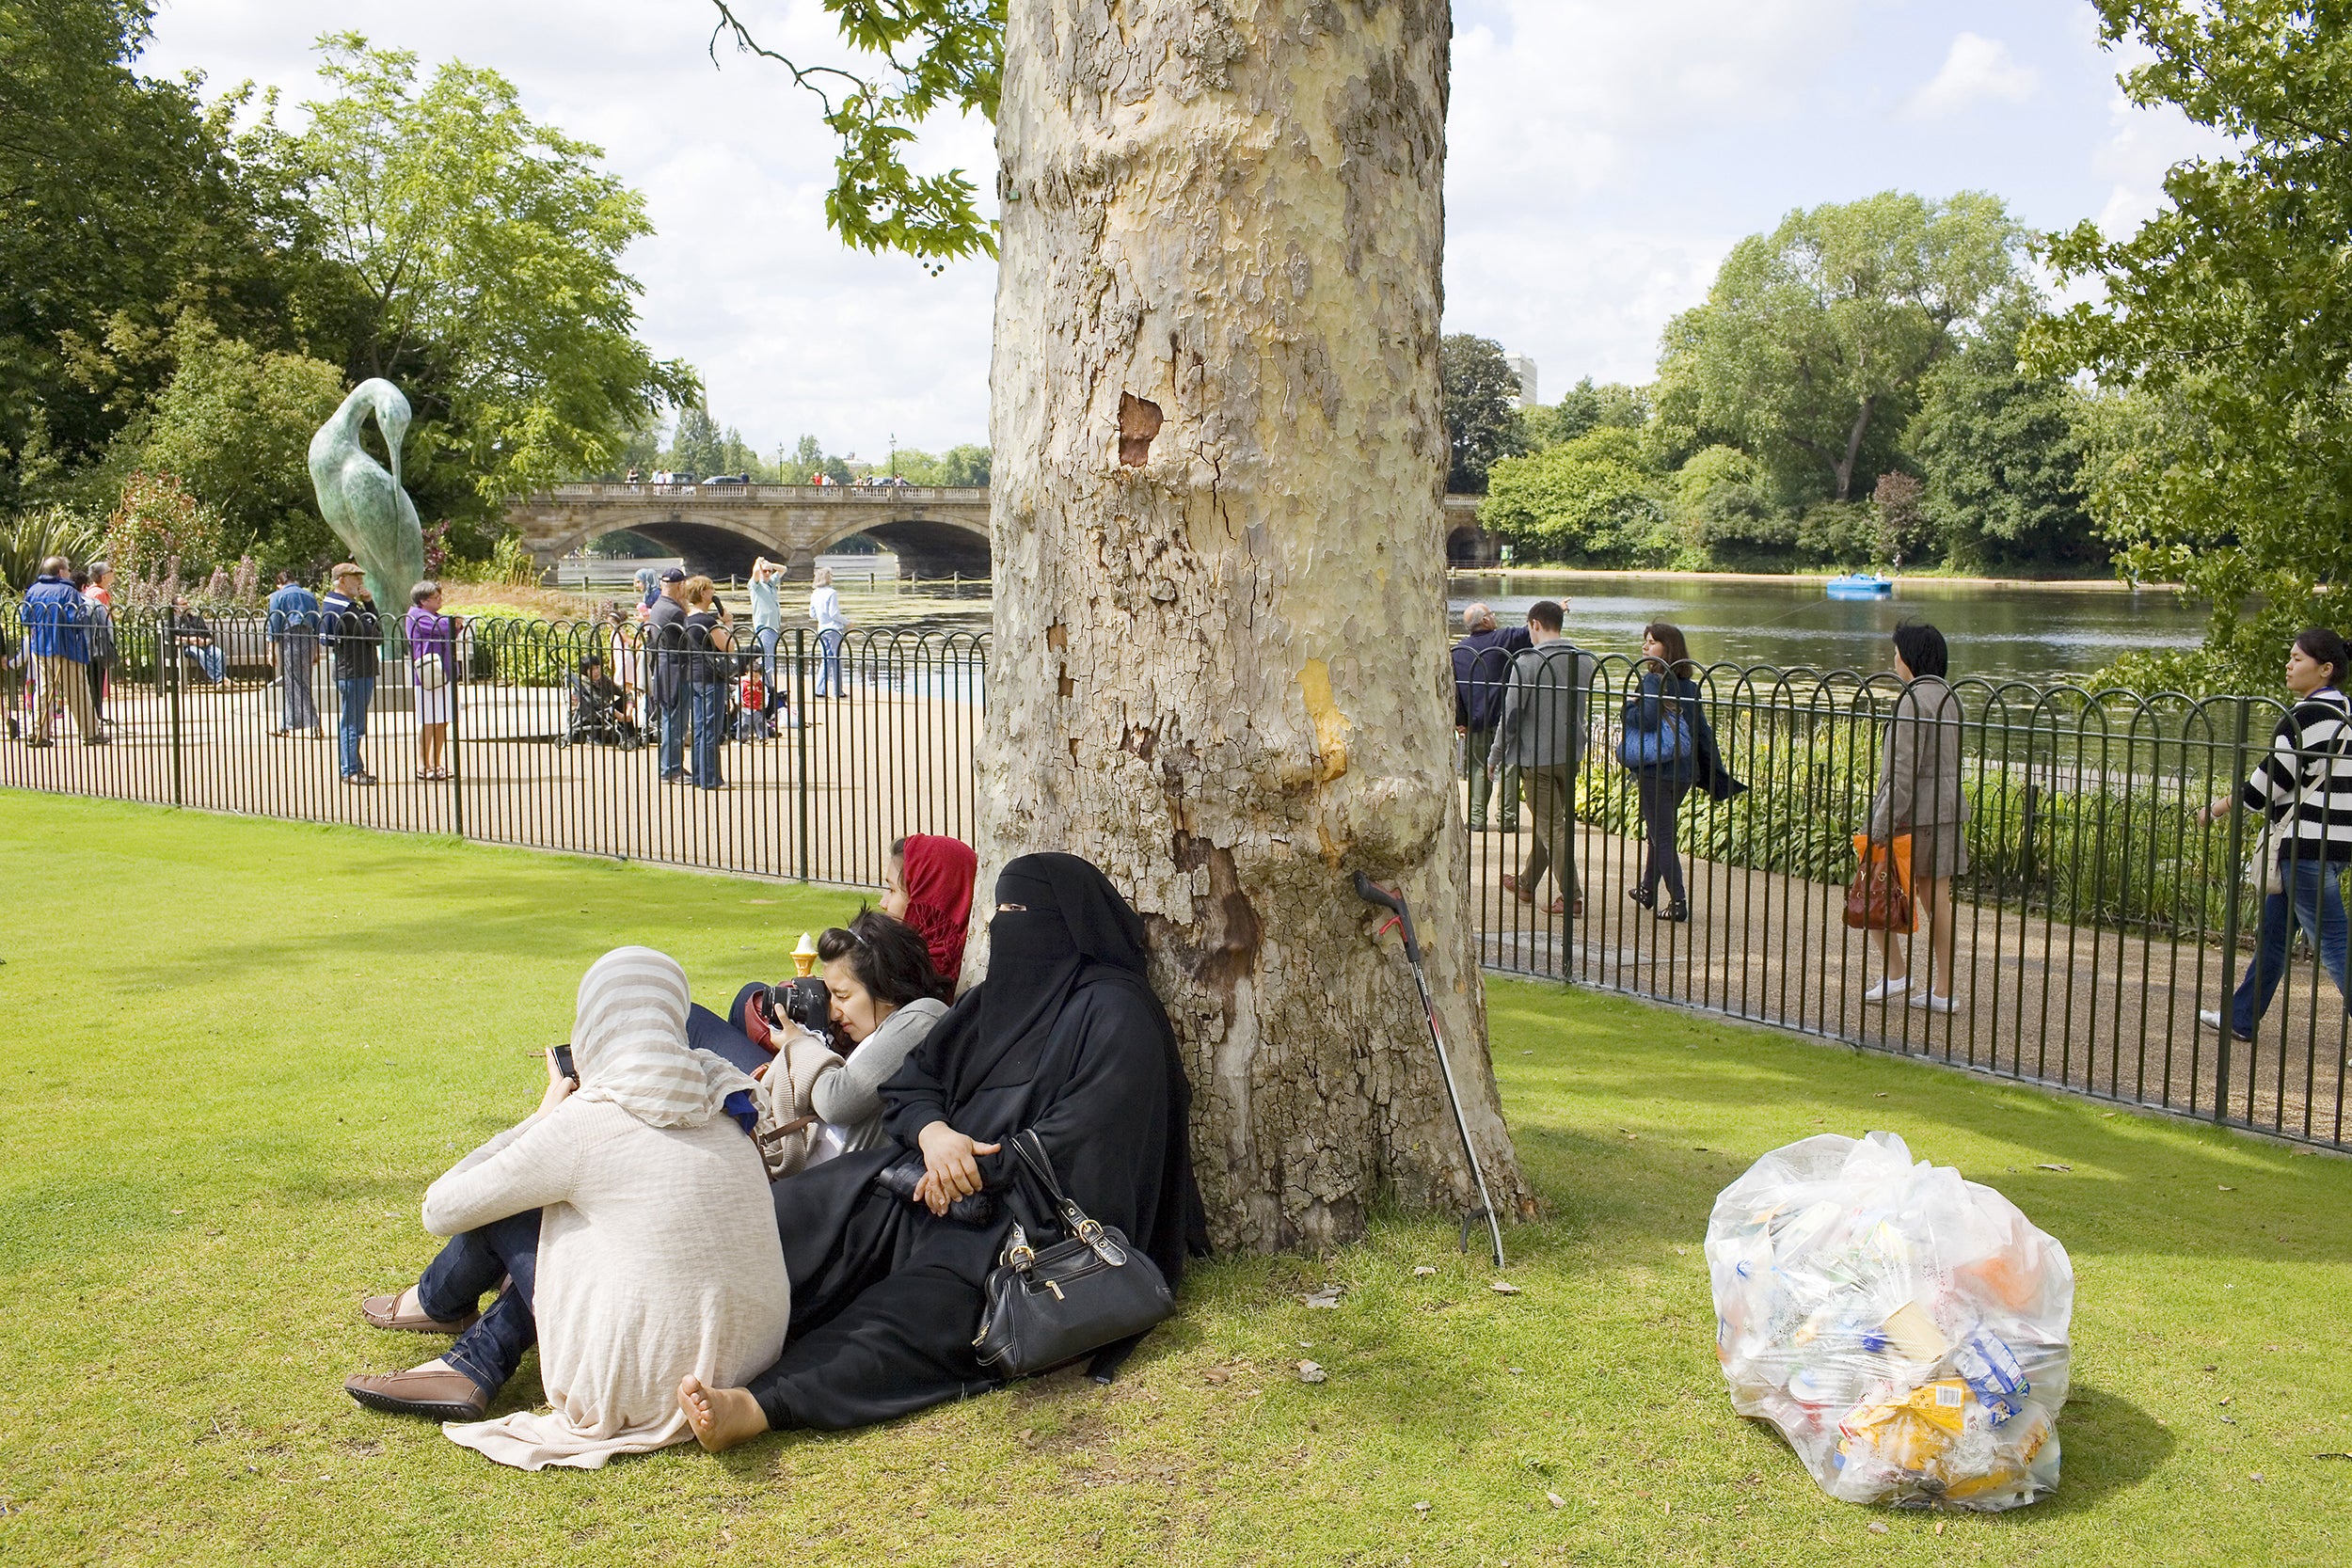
[1824,573,1896,600]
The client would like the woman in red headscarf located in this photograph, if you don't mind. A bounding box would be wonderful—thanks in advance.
[882,835,978,987]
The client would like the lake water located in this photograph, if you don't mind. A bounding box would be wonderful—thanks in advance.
[818,570,2209,687]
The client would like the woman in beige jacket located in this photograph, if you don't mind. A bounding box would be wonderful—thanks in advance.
[346,947,788,1469]
[1862,622,1972,1015]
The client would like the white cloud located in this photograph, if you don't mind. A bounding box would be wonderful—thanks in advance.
[1902,34,2039,120]
[140,0,999,457]
[134,0,2242,454]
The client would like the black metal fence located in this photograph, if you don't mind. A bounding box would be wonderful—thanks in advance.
[6,606,2344,1148]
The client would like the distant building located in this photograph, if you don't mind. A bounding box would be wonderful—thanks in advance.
[1504,353,1538,408]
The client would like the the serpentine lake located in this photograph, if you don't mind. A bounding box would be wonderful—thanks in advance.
[812,568,2208,687]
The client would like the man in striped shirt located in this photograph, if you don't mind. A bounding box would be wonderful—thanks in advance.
[2196,629,2352,1042]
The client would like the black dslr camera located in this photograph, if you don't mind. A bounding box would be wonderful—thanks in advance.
[762,974,831,1035]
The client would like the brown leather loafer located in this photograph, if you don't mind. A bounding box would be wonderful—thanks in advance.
[344,1367,489,1421]
[358,1292,479,1334]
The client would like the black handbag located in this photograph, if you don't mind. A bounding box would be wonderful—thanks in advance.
[973,1130,1174,1377]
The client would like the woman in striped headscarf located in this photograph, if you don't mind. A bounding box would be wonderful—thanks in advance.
[344,947,790,1469]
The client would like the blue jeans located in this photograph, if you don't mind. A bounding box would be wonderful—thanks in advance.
[410,1025,761,1399]
[2231,858,2352,1036]
[754,626,780,706]
[417,1209,542,1398]
[336,676,373,776]
[691,680,725,787]
[815,628,846,697]
[184,645,224,684]
[657,682,689,778]
[277,638,319,730]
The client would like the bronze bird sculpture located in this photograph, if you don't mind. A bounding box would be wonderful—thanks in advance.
[309,379,425,652]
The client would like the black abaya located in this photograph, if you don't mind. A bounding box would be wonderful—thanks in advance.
[746,918,1198,1431]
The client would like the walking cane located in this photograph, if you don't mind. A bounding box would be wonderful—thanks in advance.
[1353,871,1507,1270]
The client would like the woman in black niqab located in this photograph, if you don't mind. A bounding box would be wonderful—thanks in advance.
[681,853,1201,1444]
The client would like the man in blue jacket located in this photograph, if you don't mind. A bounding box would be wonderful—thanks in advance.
[266,568,323,736]
[23,556,102,747]
[1452,602,1530,832]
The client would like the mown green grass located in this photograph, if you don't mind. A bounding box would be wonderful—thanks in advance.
[1,795,2346,1566]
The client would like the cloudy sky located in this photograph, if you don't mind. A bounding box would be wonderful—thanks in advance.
[141,0,2221,460]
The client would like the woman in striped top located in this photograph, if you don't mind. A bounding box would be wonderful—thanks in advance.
[2196,628,2352,1042]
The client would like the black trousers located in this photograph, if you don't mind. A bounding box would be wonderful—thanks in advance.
[1636,773,1692,903]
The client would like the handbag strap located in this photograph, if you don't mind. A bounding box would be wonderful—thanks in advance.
[1009,1129,1129,1267]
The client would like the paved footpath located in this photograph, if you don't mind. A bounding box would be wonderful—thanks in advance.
[8,674,2344,1147]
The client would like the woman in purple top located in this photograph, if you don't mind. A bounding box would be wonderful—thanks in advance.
[404,581,465,780]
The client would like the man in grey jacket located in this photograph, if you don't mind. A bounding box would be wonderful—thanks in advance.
[1489,600,1597,915]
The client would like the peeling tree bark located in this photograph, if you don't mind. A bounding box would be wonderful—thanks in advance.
[977,0,1530,1253]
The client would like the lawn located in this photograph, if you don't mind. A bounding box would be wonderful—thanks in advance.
[2,795,2347,1566]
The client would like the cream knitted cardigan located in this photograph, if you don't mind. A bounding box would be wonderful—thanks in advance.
[423,1096,789,1470]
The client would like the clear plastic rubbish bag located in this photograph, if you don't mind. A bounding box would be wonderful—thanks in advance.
[1704,1132,2074,1511]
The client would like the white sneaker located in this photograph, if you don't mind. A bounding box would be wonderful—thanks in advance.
[1911,992,1956,1014]
[1862,977,1914,1004]
[2198,1008,2251,1040]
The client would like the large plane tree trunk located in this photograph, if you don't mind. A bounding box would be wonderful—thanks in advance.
[978,0,1530,1252]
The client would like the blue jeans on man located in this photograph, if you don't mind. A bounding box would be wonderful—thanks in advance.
[691,680,725,788]
[336,676,374,777]
[2231,857,2351,1037]
[657,681,690,779]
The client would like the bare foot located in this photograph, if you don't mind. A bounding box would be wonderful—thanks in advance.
[677,1374,768,1453]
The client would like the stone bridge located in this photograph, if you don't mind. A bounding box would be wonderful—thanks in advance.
[509,483,1496,578]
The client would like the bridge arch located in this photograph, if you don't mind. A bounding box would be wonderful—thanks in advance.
[512,484,1487,581]
[802,516,992,577]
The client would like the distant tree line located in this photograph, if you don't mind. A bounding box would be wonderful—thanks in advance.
[1449,4,2352,691]
[1447,190,2100,578]
[608,416,990,489]
[2,4,693,592]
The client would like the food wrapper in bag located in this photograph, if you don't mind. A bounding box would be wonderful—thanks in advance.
[1704,1132,2073,1511]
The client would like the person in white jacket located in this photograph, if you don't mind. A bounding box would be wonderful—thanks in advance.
[344,947,788,1469]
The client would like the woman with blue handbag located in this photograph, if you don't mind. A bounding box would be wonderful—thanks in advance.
[1618,623,1743,923]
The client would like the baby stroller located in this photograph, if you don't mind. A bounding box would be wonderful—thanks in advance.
[562,663,644,749]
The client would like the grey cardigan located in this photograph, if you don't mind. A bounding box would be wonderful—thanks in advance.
[1867,677,1972,843]
[810,996,947,1150]
[1488,641,1598,769]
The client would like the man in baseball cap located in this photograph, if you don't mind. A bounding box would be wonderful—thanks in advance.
[320,562,383,784]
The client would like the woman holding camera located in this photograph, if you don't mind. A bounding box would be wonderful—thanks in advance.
[803,911,951,1152]
[678,853,1200,1447]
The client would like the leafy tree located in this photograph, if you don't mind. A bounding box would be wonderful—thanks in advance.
[1440,334,1526,493]
[667,406,725,476]
[704,1,999,268]
[936,443,990,486]
[1911,303,2095,572]
[1869,471,1928,567]
[1518,377,1647,452]
[1658,191,2025,502]
[296,36,699,506]
[117,316,347,569]
[1481,428,1666,565]
[0,1,303,504]
[1668,444,1788,562]
[103,468,230,582]
[2035,0,2352,680]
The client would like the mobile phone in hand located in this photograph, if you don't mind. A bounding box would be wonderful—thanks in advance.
[551,1044,578,1084]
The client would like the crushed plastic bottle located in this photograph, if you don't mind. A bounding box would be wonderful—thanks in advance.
[1705,1132,2074,1511]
